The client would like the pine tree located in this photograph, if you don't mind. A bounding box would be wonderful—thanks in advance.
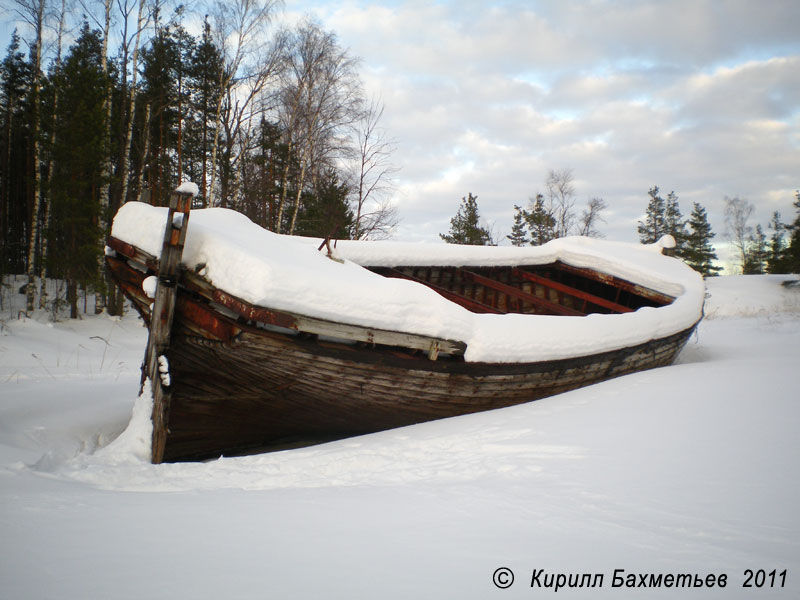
[779,190,800,273]
[440,193,493,245]
[637,186,666,244]
[187,17,223,207]
[766,211,785,274]
[684,202,721,276]
[663,191,688,257]
[743,225,768,274]
[293,169,353,239]
[46,23,108,317]
[139,21,195,205]
[239,118,291,230]
[507,205,529,246]
[525,193,556,245]
[0,31,32,276]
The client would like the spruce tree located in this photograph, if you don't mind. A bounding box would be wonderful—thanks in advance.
[684,202,721,276]
[0,31,32,276]
[240,118,297,231]
[188,17,223,207]
[440,193,493,245]
[140,22,195,205]
[525,193,556,245]
[781,191,800,273]
[766,211,785,274]
[663,191,688,257]
[507,205,529,246]
[743,225,768,274]
[46,23,108,317]
[638,186,667,244]
[293,169,353,239]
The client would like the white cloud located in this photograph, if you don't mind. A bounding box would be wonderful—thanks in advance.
[280,0,800,247]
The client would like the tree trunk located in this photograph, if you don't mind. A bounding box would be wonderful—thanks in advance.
[118,0,147,208]
[24,0,46,316]
[38,0,67,310]
[207,86,226,206]
[135,103,152,202]
[275,136,295,232]
[288,154,308,235]
[68,277,77,319]
[94,0,113,314]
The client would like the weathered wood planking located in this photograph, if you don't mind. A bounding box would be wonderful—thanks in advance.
[160,319,695,461]
[106,237,468,358]
[140,190,194,463]
[106,227,693,463]
[368,263,672,317]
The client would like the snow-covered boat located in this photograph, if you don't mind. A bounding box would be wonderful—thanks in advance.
[106,190,705,463]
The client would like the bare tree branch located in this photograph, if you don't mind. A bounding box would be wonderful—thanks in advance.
[349,96,399,239]
[546,167,576,238]
[724,195,754,274]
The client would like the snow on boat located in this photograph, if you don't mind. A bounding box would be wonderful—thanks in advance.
[106,189,705,463]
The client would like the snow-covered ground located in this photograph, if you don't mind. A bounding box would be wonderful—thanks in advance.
[1,274,798,599]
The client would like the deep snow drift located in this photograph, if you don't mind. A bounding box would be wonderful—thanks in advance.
[1,274,798,599]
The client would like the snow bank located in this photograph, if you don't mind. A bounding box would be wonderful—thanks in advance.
[705,274,800,318]
[94,380,154,464]
[110,203,705,362]
[2,275,797,599]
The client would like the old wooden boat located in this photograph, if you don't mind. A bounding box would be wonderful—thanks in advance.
[106,190,705,463]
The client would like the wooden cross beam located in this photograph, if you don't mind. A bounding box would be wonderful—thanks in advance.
[512,267,634,314]
[554,262,674,306]
[378,267,504,314]
[456,267,586,316]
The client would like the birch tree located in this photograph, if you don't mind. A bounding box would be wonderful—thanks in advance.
[38,0,68,309]
[350,97,398,240]
[724,195,754,274]
[117,0,150,208]
[277,19,362,235]
[577,197,607,238]
[213,28,284,207]
[12,0,47,315]
[546,167,576,239]
[207,0,280,207]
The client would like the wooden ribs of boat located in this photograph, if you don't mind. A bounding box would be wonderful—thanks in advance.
[106,195,697,463]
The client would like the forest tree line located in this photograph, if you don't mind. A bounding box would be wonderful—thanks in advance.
[440,169,800,277]
[1,0,398,317]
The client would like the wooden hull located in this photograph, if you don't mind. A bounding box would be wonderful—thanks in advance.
[163,322,694,462]
[106,237,697,462]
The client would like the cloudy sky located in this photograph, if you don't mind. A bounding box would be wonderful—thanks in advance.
[279,0,799,267]
[2,0,797,269]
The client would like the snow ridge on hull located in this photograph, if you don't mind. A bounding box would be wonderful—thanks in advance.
[110,203,705,364]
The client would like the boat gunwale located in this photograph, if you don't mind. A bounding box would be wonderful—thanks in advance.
[106,236,467,359]
[106,236,700,372]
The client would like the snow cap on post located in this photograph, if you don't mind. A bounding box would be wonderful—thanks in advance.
[175,181,200,197]
[653,234,676,254]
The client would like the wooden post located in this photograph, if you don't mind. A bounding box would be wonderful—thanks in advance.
[143,189,194,463]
